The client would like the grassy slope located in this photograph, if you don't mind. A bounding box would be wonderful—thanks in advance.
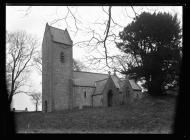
[14,95,177,133]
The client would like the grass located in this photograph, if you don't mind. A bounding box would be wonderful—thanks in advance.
[14,95,177,134]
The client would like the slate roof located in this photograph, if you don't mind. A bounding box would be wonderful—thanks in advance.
[48,24,73,46]
[93,78,108,95]
[73,71,109,87]
[93,75,122,95]
[73,71,142,92]
[111,75,121,89]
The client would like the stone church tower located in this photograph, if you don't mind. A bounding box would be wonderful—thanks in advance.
[42,23,73,112]
[42,24,142,113]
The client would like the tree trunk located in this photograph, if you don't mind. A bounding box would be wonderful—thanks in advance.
[148,55,163,96]
[8,79,15,106]
[8,90,14,106]
[35,102,38,112]
[3,87,15,134]
[150,74,163,96]
[145,75,152,94]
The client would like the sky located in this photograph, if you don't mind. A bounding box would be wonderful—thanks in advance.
[6,6,182,111]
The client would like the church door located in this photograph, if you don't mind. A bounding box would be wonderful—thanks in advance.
[107,90,113,107]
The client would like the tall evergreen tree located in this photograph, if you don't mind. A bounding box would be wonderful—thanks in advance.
[116,12,182,95]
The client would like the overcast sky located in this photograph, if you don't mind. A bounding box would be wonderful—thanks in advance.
[6,6,182,111]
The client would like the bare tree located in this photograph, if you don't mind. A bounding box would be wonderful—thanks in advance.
[73,59,88,71]
[20,6,164,74]
[6,31,38,105]
[33,50,42,73]
[69,6,139,73]
[29,92,42,111]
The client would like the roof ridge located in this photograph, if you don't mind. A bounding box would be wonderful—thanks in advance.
[74,71,109,75]
[95,78,108,83]
[49,25,66,31]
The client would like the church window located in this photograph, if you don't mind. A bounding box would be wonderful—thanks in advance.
[84,91,86,98]
[60,52,64,63]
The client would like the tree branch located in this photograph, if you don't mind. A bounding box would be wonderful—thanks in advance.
[131,6,139,18]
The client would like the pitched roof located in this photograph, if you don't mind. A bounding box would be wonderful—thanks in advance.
[129,79,142,91]
[73,71,142,91]
[94,78,108,95]
[48,24,72,46]
[111,75,121,89]
[73,71,109,87]
[93,75,123,95]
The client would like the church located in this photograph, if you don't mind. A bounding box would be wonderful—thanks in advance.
[42,23,142,112]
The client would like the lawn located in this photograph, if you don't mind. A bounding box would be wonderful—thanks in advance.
[14,95,177,134]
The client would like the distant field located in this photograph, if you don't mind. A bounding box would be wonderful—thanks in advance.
[14,95,177,134]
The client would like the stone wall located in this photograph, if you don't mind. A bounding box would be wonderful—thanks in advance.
[73,86,95,108]
[42,25,54,112]
[93,95,103,107]
[122,77,143,103]
[52,43,73,111]
[102,77,120,107]
[42,24,73,112]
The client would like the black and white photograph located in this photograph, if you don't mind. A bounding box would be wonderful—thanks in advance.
[5,5,183,134]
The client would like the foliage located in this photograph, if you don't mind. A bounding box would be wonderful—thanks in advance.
[116,12,182,95]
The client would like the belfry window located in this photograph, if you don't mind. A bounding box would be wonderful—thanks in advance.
[60,52,64,63]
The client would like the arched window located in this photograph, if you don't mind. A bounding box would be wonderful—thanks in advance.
[84,91,86,98]
[60,52,64,63]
